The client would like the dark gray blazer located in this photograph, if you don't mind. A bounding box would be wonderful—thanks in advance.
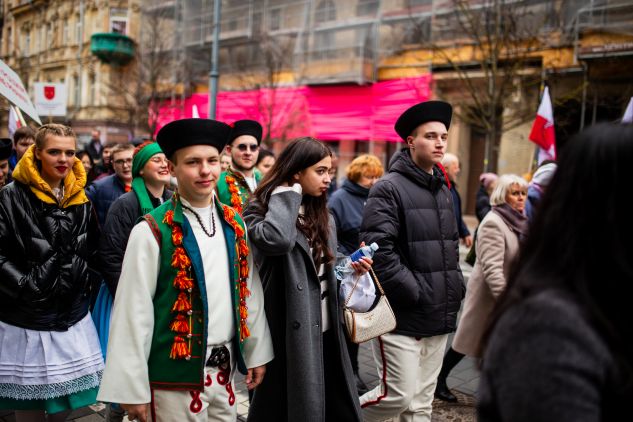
[244,190,362,422]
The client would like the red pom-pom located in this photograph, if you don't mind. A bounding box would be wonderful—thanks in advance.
[170,314,190,334]
[171,292,192,313]
[169,336,190,359]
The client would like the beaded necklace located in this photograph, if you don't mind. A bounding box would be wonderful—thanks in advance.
[182,204,216,237]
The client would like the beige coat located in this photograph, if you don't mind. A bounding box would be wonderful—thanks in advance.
[452,211,519,358]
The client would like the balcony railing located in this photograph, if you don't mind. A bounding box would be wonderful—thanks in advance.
[90,33,135,65]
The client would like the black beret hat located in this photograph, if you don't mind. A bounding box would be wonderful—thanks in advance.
[156,119,231,159]
[0,138,13,161]
[230,119,263,145]
[394,101,453,141]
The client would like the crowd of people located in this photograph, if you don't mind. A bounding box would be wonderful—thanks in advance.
[0,101,631,422]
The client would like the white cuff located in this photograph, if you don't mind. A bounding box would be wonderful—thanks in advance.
[271,183,302,195]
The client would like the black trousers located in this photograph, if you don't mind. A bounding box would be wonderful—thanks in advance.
[345,334,360,373]
[323,329,357,421]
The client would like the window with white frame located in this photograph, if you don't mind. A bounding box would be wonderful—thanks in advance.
[63,21,69,44]
[269,8,281,31]
[89,74,96,105]
[315,0,336,24]
[110,8,128,34]
[47,23,53,47]
[76,17,82,44]
[23,29,30,56]
[357,0,379,16]
[36,25,41,52]
[73,74,80,106]
[6,27,12,53]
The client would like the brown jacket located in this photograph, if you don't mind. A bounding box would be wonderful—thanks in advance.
[452,211,520,357]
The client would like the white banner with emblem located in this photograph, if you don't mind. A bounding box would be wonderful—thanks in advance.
[34,82,68,117]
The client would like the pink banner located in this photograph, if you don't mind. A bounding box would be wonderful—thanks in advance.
[157,74,431,142]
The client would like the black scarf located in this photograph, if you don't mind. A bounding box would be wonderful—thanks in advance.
[492,203,528,241]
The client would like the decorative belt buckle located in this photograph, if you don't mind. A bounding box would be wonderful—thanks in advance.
[206,345,230,368]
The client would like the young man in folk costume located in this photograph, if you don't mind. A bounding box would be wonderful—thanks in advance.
[97,118,273,422]
[216,119,263,214]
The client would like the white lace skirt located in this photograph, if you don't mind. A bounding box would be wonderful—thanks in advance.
[0,313,104,400]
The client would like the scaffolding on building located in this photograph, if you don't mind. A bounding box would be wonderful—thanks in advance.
[137,0,632,110]
[146,0,448,91]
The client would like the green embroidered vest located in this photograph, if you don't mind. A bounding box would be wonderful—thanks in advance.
[216,168,262,212]
[143,196,248,391]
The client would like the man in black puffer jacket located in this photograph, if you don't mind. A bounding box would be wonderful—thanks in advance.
[359,101,465,421]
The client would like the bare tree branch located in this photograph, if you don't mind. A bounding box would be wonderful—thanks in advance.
[228,33,304,147]
[402,0,549,171]
[103,3,183,139]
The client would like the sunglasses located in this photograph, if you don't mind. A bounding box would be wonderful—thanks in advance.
[235,144,259,152]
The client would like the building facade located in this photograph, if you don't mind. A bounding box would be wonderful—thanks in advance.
[1,0,632,210]
[1,0,141,144]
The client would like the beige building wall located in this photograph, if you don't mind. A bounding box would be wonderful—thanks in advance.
[445,112,472,198]
[0,0,140,143]
[497,121,537,179]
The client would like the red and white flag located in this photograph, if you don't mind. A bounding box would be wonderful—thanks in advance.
[529,86,556,162]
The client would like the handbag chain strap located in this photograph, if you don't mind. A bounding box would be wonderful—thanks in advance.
[344,266,386,306]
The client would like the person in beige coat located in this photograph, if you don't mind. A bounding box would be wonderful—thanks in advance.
[435,174,528,403]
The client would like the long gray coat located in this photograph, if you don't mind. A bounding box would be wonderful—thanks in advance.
[244,190,362,422]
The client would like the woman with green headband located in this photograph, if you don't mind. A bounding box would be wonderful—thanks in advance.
[93,141,171,338]
[92,141,172,421]
[98,141,172,296]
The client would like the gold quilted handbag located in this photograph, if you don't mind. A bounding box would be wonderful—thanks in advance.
[343,268,397,343]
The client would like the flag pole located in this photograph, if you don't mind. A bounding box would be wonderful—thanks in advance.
[531,83,546,172]
[13,104,27,127]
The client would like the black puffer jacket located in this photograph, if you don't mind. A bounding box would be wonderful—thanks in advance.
[0,181,100,331]
[360,150,465,337]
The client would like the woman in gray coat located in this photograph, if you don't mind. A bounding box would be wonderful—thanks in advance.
[244,137,370,422]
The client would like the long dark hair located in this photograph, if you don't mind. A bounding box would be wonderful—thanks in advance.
[482,123,633,385]
[250,137,333,266]
[76,150,96,183]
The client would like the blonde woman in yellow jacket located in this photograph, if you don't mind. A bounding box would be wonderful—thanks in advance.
[0,124,103,422]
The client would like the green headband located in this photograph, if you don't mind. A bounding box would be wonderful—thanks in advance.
[132,142,163,178]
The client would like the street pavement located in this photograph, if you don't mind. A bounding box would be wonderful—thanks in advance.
[0,216,480,422]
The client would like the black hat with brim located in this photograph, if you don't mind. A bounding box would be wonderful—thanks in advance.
[230,119,263,145]
[394,101,453,141]
[157,119,231,160]
[0,138,13,161]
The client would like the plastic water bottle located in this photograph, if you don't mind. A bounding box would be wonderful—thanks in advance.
[335,242,379,280]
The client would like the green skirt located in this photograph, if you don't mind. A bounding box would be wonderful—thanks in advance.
[0,386,99,414]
